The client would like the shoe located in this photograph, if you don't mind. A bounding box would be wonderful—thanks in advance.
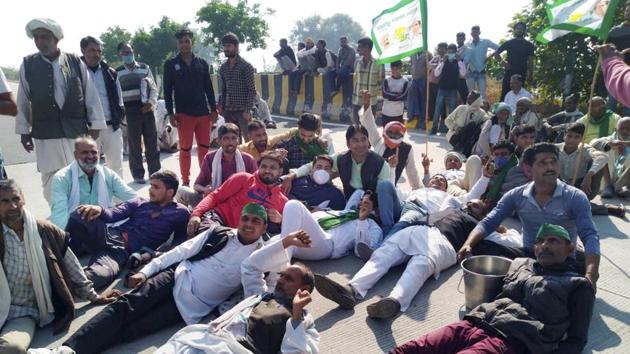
[367,297,401,319]
[265,121,277,129]
[606,204,626,218]
[314,274,357,309]
[133,178,146,184]
[601,185,615,198]
[617,186,630,198]
[356,241,374,262]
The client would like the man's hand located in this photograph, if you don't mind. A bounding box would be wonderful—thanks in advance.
[21,134,34,152]
[141,102,153,113]
[126,272,148,289]
[361,90,371,110]
[358,198,374,221]
[243,111,252,122]
[76,205,103,221]
[209,111,219,123]
[168,114,178,127]
[281,174,295,195]
[482,159,495,178]
[187,216,201,238]
[595,44,622,60]
[580,172,593,196]
[267,208,282,224]
[88,129,100,140]
[282,230,312,249]
[274,148,289,160]
[292,289,313,321]
[457,244,473,262]
[421,153,432,173]
[387,147,399,168]
[92,289,122,305]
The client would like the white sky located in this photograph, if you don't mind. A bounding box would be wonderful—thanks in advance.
[0,0,530,70]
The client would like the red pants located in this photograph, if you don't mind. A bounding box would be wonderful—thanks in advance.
[390,320,519,354]
[176,113,211,184]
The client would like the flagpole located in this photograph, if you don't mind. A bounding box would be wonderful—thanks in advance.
[425,52,430,155]
[571,52,602,186]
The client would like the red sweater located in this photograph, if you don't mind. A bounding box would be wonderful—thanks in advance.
[192,171,288,227]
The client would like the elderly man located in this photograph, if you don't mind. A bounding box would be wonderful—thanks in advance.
[503,74,532,114]
[392,224,595,354]
[16,18,106,203]
[592,116,630,198]
[577,96,621,143]
[80,36,125,177]
[0,179,117,354]
[50,136,136,230]
[513,97,541,134]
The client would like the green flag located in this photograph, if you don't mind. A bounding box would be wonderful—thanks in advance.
[370,0,428,64]
[536,0,620,44]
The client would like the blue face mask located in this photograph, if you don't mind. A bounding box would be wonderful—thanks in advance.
[447,53,456,61]
[122,54,135,65]
[494,156,510,169]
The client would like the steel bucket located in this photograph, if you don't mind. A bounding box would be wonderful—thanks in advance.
[461,255,512,310]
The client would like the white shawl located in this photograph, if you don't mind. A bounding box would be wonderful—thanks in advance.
[211,148,246,190]
[0,210,55,328]
[68,161,111,213]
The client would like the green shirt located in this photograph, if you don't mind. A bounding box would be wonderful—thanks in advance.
[577,112,620,143]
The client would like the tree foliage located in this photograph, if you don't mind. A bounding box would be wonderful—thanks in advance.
[131,16,189,73]
[99,26,132,66]
[501,0,625,104]
[196,0,274,54]
[290,14,365,53]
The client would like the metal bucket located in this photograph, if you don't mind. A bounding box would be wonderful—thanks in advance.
[461,255,512,310]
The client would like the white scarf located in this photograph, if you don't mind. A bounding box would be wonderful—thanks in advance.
[0,210,55,328]
[68,161,111,213]
[211,148,246,190]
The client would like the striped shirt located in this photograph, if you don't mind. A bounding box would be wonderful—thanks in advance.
[352,57,384,106]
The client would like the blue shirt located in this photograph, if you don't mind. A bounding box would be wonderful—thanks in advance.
[473,181,600,255]
[465,39,499,73]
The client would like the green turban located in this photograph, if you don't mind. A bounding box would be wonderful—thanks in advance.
[241,203,267,222]
[536,223,571,243]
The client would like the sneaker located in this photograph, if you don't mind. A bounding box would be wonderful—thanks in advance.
[601,185,615,198]
[367,297,401,319]
[314,274,357,309]
[356,241,374,262]
[133,178,146,184]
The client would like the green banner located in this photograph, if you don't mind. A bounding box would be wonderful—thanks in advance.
[536,0,620,44]
[370,0,428,64]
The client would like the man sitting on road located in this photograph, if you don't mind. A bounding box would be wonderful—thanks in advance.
[176,123,257,208]
[274,113,329,170]
[237,120,293,162]
[391,224,595,354]
[65,170,190,289]
[288,155,346,211]
[591,116,630,198]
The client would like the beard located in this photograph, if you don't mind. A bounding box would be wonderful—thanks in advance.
[260,174,278,185]
[78,159,98,172]
[273,287,293,307]
[2,209,24,225]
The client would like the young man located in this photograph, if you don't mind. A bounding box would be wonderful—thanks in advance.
[494,21,535,100]
[176,123,257,208]
[50,136,137,229]
[315,39,336,75]
[432,43,466,135]
[238,120,293,161]
[591,116,630,198]
[543,93,584,143]
[393,224,595,354]
[283,125,390,200]
[352,37,384,124]
[455,32,470,102]
[381,60,409,126]
[164,29,218,186]
[292,38,317,95]
[458,143,601,288]
[577,96,621,143]
[273,38,297,74]
[332,36,356,99]
[0,180,117,353]
[188,151,287,236]
[289,155,346,211]
[406,51,432,130]
[314,199,501,319]
[465,26,499,99]
[116,41,161,184]
[17,18,106,202]
[80,36,125,177]
[482,141,519,204]
[52,203,270,354]
[504,74,533,114]
[0,67,18,180]
[65,170,190,289]
[274,113,328,170]
[219,32,257,142]
[360,91,421,190]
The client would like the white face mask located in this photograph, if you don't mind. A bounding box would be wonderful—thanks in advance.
[312,169,331,185]
[387,137,404,145]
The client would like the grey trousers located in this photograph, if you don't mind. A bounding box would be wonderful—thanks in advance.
[126,110,161,180]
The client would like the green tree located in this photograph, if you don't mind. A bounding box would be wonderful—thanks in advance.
[196,0,274,56]
[500,0,625,104]
[131,16,189,74]
[290,14,365,53]
[99,26,132,66]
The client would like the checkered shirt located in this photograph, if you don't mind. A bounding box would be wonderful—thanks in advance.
[219,55,257,112]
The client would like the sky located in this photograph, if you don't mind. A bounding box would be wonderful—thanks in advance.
[0,0,531,70]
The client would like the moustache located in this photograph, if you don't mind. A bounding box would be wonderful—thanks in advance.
[543,170,557,176]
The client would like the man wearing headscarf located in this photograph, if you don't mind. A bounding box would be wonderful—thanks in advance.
[513,96,541,134]
[444,90,488,143]
[473,103,511,157]
[577,96,621,143]
[591,116,630,198]
[16,18,106,204]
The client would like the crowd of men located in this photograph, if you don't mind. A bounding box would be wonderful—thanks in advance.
[0,9,628,354]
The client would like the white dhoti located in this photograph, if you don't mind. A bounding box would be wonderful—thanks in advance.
[449,155,482,196]
[33,138,75,203]
[350,225,457,311]
[155,324,252,354]
[97,127,124,177]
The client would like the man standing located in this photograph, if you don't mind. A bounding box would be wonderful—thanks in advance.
[406,51,432,130]
[50,136,137,230]
[494,22,535,101]
[219,32,257,142]
[332,36,356,99]
[116,42,161,184]
[16,18,106,203]
[455,32,470,102]
[352,37,384,124]
[164,29,218,187]
[432,44,466,135]
[80,36,125,177]
[465,26,499,99]
[0,68,18,180]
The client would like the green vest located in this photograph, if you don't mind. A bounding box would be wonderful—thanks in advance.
[23,53,88,139]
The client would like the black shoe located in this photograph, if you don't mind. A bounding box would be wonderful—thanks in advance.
[367,297,401,319]
[314,274,357,309]
[356,242,374,262]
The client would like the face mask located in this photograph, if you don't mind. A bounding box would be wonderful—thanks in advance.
[122,54,135,65]
[447,53,456,61]
[494,156,510,169]
[312,169,331,185]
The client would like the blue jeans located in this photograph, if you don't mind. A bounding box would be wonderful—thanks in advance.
[406,78,426,119]
[377,181,429,240]
[466,71,487,99]
[432,89,458,133]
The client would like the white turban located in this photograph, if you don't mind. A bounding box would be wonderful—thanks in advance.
[444,151,465,164]
[26,18,63,40]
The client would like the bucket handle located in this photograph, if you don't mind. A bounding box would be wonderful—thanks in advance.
[457,274,464,294]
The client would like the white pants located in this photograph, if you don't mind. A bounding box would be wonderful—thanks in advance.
[98,127,124,177]
[33,138,75,204]
[449,155,482,196]
[281,200,334,261]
